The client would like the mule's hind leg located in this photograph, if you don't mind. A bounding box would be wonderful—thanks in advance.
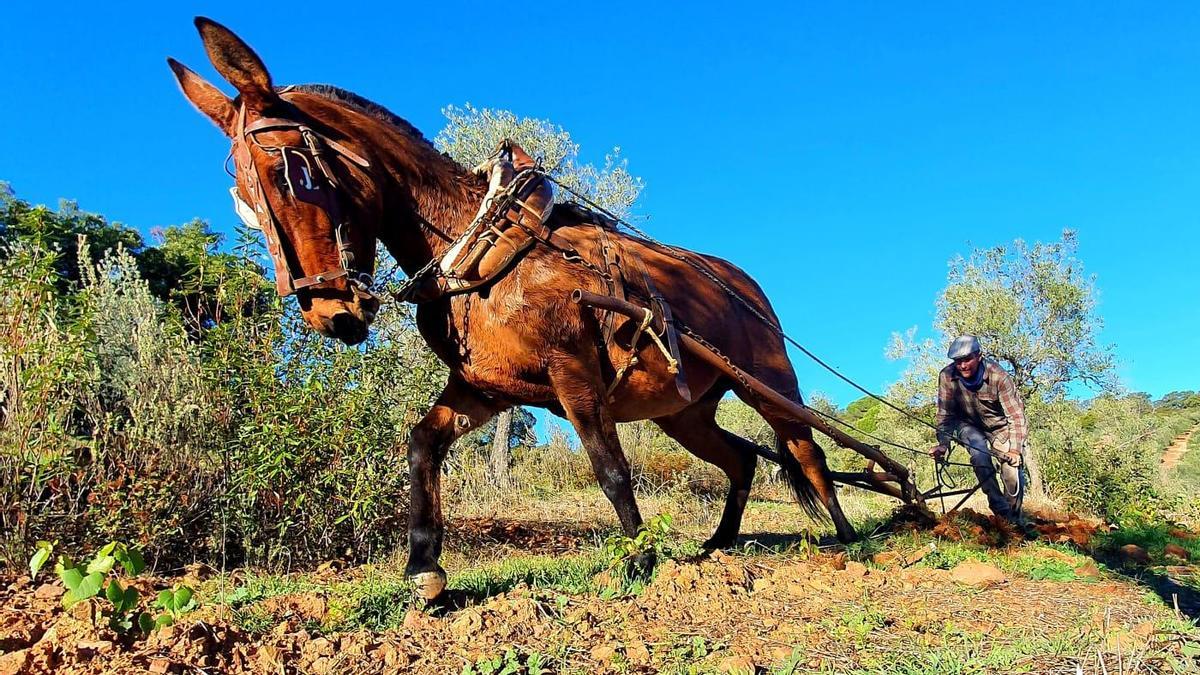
[405,375,501,599]
[654,394,758,549]
[776,418,857,542]
[547,351,649,568]
[748,394,858,543]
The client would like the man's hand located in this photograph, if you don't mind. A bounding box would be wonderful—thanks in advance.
[929,444,948,460]
[1002,452,1022,467]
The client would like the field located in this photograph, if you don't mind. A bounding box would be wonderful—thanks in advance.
[3,182,1200,675]
[5,479,1200,675]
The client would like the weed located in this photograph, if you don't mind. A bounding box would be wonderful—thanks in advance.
[48,540,193,634]
[341,580,414,632]
[601,513,673,569]
[462,647,554,675]
[454,553,608,598]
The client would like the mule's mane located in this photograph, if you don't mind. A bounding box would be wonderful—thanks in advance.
[285,84,431,144]
[282,84,608,235]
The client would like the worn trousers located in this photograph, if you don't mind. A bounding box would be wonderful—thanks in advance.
[954,423,1024,520]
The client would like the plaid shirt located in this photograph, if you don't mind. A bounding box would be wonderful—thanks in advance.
[936,359,1028,453]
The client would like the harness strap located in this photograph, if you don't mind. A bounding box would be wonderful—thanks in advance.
[231,104,376,300]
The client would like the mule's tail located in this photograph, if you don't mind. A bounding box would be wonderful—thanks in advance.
[775,437,827,522]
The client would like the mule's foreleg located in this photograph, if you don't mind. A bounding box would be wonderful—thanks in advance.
[405,376,499,599]
[548,354,648,564]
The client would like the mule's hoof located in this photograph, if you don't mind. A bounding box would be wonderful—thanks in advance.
[630,550,657,579]
[702,536,736,550]
[410,571,447,600]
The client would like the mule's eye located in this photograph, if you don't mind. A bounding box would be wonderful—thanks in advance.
[272,167,290,191]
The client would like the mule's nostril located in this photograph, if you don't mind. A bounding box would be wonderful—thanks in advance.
[330,312,369,345]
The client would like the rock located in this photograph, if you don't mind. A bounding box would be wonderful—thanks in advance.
[872,552,902,568]
[590,642,617,663]
[1119,544,1150,566]
[1105,630,1144,651]
[148,657,173,674]
[1164,543,1190,561]
[261,593,327,621]
[949,561,1007,588]
[74,639,114,657]
[1132,621,1157,639]
[904,545,934,566]
[34,583,62,600]
[0,649,31,675]
[717,654,756,674]
[450,610,483,639]
[376,642,407,668]
[1074,562,1102,579]
[67,598,100,625]
[844,561,869,579]
[255,645,284,671]
[304,637,335,659]
[1169,528,1198,540]
[625,639,651,665]
[710,550,735,566]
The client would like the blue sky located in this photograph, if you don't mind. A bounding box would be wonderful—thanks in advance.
[2,2,1197,404]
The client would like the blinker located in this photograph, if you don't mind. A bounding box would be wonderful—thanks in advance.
[230,187,262,231]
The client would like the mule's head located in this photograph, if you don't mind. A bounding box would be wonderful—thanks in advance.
[169,18,380,345]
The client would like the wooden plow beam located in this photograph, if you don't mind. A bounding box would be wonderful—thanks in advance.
[572,289,925,508]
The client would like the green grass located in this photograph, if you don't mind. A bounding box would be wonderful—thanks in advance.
[1097,520,1200,563]
[451,551,609,597]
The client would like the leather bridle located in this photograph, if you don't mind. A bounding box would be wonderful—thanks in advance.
[229,101,377,301]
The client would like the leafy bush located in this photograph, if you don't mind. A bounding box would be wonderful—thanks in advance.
[0,193,447,569]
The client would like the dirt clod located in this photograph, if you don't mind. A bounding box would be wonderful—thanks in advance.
[949,561,1007,587]
[1119,544,1151,566]
[1165,543,1190,561]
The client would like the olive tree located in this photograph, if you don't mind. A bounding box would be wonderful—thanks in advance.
[434,104,644,218]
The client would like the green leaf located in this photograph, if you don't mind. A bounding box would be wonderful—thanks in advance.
[86,555,115,576]
[138,613,155,633]
[105,578,124,605]
[80,572,104,597]
[173,587,194,612]
[156,589,173,610]
[59,566,83,591]
[96,541,118,558]
[124,587,140,609]
[29,541,53,579]
[155,613,174,629]
[118,548,146,576]
[63,571,104,609]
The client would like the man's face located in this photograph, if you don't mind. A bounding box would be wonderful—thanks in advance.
[954,352,982,379]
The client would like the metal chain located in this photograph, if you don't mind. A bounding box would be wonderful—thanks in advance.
[679,324,753,394]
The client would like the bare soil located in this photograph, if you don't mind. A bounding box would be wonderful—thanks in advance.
[2,509,1198,674]
[1162,424,1198,471]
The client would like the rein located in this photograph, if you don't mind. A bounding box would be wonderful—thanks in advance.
[229,102,377,301]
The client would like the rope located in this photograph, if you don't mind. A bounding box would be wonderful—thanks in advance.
[541,174,942,434]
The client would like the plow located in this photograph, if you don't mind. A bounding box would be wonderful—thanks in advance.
[569,288,1000,520]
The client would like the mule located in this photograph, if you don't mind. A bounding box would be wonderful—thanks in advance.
[170,17,857,599]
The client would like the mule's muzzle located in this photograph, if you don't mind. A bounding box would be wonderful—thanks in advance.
[328,311,369,345]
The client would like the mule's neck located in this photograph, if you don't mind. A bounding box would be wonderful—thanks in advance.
[369,127,485,277]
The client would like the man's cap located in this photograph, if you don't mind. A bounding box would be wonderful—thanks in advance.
[947,335,981,359]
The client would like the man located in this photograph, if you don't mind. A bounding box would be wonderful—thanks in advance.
[930,335,1027,522]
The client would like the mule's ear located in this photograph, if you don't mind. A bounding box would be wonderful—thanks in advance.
[167,58,237,136]
[193,17,276,107]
